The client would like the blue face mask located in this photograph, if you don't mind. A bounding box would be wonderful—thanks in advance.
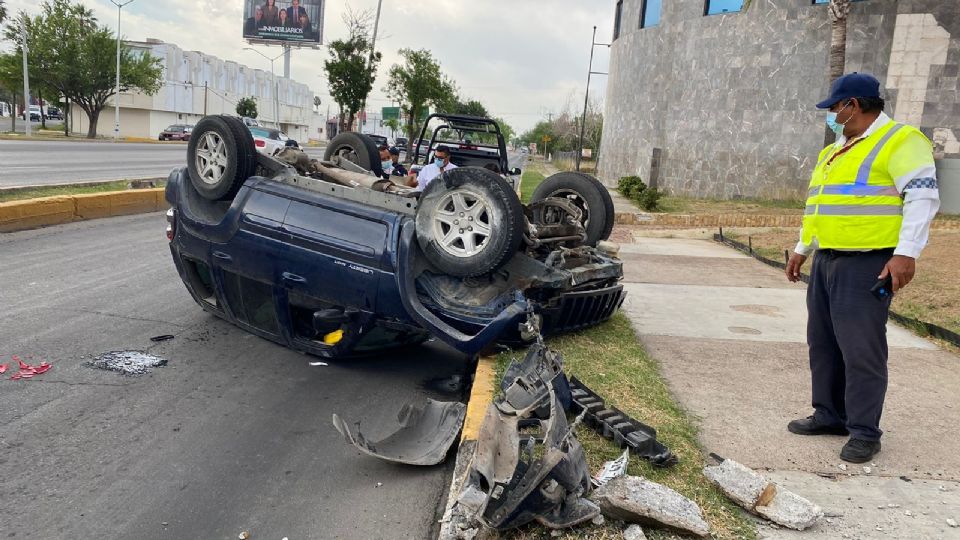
[825,102,851,136]
[381,160,392,170]
[435,157,445,168]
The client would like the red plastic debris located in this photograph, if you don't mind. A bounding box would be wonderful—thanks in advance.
[0,364,7,374]
[7,357,51,381]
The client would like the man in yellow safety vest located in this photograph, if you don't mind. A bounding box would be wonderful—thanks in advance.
[784,73,941,463]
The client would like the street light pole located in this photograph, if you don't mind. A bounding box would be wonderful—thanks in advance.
[20,15,31,138]
[245,48,285,128]
[110,0,136,142]
[576,26,610,172]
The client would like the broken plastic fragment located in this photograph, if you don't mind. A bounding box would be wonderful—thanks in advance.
[150,335,175,342]
[332,399,466,466]
[308,361,328,367]
[593,449,630,487]
[8,358,52,380]
[0,364,6,374]
[324,329,344,345]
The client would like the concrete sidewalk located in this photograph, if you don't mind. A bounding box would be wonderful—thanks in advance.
[610,225,960,539]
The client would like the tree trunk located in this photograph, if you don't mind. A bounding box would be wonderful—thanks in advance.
[11,91,17,133]
[86,108,100,139]
[824,0,851,147]
[64,99,69,137]
[347,112,356,133]
[38,89,46,130]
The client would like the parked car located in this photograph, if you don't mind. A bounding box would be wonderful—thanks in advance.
[158,124,193,141]
[22,105,43,122]
[165,114,622,359]
[395,137,408,151]
[368,133,388,147]
[45,107,63,120]
[249,126,287,156]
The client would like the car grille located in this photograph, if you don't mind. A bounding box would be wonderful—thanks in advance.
[540,284,626,335]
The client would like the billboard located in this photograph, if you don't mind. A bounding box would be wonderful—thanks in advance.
[243,0,325,45]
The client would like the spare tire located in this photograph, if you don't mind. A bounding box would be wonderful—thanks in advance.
[323,131,384,178]
[186,115,257,201]
[416,167,525,278]
[530,172,614,246]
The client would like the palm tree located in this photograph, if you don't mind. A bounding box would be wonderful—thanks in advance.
[824,0,852,145]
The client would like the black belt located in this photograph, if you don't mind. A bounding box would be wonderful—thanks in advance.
[818,248,895,257]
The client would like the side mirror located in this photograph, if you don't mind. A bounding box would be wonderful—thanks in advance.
[510,167,522,176]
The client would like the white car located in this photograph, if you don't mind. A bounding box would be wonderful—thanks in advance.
[249,126,286,156]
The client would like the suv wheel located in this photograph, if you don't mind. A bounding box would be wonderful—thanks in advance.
[186,115,257,201]
[530,172,614,246]
[323,132,384,178]
[416,167,524,277]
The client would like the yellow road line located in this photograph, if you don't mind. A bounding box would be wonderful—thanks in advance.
[461,355,497,442]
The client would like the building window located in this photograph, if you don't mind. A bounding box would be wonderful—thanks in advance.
[704,0,744,15]
[640,0,661,28]
[613,0,623,40]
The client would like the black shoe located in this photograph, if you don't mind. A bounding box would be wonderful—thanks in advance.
[841,438,881,463]
[787,416,849,436]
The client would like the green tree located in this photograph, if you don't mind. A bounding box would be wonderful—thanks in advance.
[4,0,162,138]
[493,117,514,148]
[324,10,380,132]
[385,48,456,155]
[0,1,6,24]
[0,52,21,132]
[313,95,322,112]
[444,98,488,118]
[384,117,400,138]
[236,96,258,118]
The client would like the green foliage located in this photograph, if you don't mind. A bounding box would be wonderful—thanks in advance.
[444,98,488,118]
[236,97,257,119]
[618,175,664,211]
[324,27,380,132]
[3,0,163,138]
[385,48,457,153]
[383,117,400,136]
[0,1,6,24]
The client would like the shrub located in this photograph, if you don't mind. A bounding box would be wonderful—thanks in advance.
[618,175,663,211]
[618,176,646,199]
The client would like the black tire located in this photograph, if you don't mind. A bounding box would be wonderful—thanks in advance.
[416,167,525,278]
[186,115,257,201]
[323,132,383,178]
[531,171,614,246]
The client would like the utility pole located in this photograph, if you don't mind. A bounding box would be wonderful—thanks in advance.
[245,47,284,128]
[358,0,383,131]
[577,26,610,172]
[110,0,136,142]
[20,15,31,137]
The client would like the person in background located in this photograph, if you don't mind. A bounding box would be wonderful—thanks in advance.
[277,7,289,27]
[407,145,457,190]
[262,0,279,26]
[379,146,407,180]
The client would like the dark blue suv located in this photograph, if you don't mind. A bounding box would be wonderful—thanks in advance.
[165,115,625,358]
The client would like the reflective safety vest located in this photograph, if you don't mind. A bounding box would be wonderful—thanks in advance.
[802,120,925,250]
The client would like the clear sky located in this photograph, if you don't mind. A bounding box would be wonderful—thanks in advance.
[2,0,615,134]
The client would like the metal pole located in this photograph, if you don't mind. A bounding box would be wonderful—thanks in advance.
[577,27,598,172]
[273,59,279,128]
[20,16,31,138]
[283,45,291,79]
[111,0,136,142]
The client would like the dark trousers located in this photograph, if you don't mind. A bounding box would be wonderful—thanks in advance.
[807,248,894,441]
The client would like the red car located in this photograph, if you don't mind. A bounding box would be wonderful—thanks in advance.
[158,124,194,141]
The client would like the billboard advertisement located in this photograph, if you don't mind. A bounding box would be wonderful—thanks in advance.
[243,0,325,45]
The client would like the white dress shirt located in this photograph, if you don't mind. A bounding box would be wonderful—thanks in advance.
[796,112,941,259]
[414,161,458,192]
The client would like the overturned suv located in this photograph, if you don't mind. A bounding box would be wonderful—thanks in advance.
[164,114,625,358]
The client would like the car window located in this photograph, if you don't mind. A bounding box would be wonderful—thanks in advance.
[249,127,270,138]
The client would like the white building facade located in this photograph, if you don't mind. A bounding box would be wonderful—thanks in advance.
[70,38,318,142]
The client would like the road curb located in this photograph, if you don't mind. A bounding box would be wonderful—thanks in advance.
[0,188,167,233]
[614,211,960,230]
[437,355,497,539]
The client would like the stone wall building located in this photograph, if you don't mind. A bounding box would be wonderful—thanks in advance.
[599,0,960,201]
[70,38,319,142]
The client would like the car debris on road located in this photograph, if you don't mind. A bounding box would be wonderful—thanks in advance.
[6,356,53,380]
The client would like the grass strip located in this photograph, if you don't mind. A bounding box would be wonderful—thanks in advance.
[520,163,547,204]
[493,314,756,540]
[0,181,164,203]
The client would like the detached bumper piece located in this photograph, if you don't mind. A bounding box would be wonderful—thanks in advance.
[332,399,466,466]
[540,284,626,335]
[568,376,678,467]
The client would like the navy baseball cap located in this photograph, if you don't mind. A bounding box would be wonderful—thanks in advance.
[388,146,400,156]
[816,72,881,109]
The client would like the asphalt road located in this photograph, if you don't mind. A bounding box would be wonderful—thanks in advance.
[0,140,331,188]
[0,213,471,539]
